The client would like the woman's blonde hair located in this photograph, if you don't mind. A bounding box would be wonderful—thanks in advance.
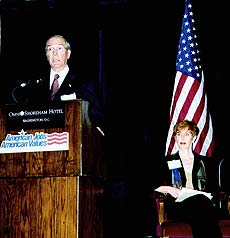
[173,119,199,137]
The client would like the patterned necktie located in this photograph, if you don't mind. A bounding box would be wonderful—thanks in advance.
[51,74,59,100]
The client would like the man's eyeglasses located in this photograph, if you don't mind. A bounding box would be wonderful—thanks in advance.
[46,45,67,53]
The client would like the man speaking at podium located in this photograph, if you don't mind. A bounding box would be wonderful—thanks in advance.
[12,34,105,134]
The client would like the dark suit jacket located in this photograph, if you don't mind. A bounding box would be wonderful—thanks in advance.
[12,68,105,129]
[158,152,218,193]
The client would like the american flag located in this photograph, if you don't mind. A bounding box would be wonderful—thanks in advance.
[165,0,215,157]
[47,132,68,145]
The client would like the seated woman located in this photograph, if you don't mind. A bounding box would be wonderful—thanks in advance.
[155,119,223,238]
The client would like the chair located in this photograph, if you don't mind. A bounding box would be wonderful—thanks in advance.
[153,158,230,238]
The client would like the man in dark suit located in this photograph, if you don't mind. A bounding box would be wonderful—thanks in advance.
[12,34,105,133]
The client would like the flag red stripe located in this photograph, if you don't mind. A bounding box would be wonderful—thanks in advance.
[169,75,186,122]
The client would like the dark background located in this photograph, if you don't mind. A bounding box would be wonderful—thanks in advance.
[1,1,229,237]
[1,0,229,161]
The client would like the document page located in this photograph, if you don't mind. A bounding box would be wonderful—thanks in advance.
[175,187,213,202]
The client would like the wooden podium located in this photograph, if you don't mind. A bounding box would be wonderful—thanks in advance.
[0,100,107,238]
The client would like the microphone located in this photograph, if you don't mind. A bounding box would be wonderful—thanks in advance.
[12,78,43,103]
[19,78,43,88]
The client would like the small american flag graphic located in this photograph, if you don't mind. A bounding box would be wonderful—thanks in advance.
[165,0,215,157]
[47,132,68,145]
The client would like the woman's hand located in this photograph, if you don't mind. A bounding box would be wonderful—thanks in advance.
[155,186,181,198]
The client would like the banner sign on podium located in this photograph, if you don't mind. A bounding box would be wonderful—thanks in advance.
[0,130,69,154]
